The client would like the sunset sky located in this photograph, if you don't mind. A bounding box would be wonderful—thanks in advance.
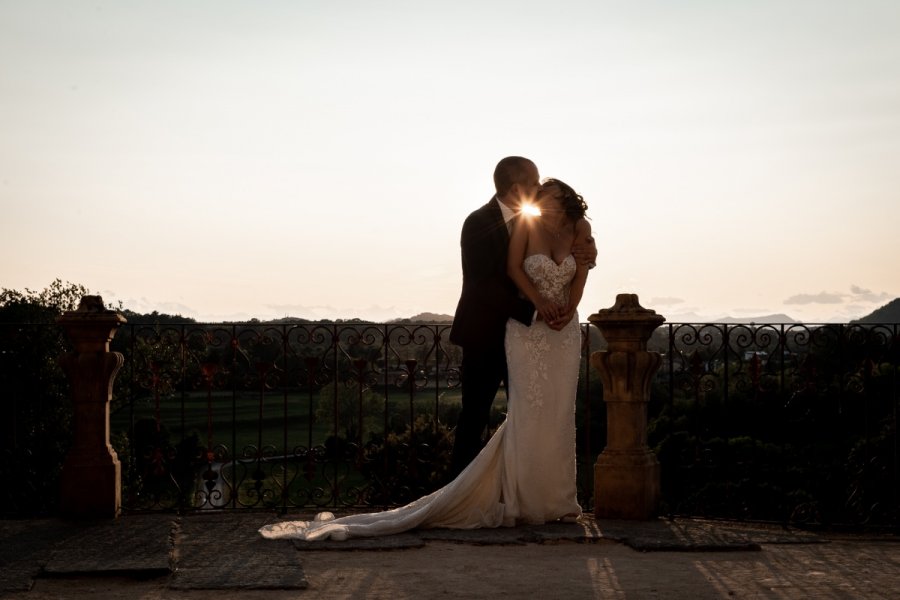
[2,1,898,323]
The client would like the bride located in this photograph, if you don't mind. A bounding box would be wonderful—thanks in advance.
[259,179,591,541]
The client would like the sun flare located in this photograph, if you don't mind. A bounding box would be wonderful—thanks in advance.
[520,203,541,217]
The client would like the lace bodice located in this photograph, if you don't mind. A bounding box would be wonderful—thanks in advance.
[523,254,576,306]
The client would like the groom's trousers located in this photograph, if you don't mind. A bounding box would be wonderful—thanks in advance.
[449,340,508,478]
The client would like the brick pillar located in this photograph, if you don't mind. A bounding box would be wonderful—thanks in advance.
[57,295,126,518]
[588,293,665,520]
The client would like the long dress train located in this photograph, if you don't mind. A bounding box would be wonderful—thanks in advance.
[259,254,582,541]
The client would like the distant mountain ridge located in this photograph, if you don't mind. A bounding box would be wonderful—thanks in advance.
[390,312,454,323]
[123,302,899,325]
[852,298,900,323]
[713,313,797,324]
[348,304,900,325]
[662,312,798,324]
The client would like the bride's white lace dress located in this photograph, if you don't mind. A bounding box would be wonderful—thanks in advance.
[259,254,582,541]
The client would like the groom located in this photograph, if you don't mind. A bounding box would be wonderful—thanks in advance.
[447,156,542,477]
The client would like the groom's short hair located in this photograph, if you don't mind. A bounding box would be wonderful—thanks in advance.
[494,156,535,196]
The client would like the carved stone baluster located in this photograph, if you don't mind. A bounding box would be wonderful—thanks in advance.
[588,294,665,520]
[57,295,127,518]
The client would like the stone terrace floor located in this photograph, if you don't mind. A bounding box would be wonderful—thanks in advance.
[1,512,899,599]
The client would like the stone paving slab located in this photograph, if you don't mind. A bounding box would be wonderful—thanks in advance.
[595,518,827,552]
[292,532,426,551]
[43,513,174,575]
[170,512,307,590]
[525,520,601,543]
[421,526,531,545]
[0,519,82,593]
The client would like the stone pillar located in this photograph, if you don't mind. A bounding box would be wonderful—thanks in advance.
[588,293,665,520]
[57,295,127,518]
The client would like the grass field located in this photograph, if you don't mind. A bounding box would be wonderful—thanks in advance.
[111,384,487,510]
[110,385,500,456]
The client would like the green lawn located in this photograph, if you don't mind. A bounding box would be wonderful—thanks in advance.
[111,386,481,456]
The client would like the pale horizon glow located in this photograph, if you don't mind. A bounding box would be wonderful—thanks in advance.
[2,1,899,323]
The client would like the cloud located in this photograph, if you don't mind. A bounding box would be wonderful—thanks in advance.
[849,285,892,303]
[649,297,685,306]
[784,285,894,307]
[784,291,845,305]
[104,291,198,317]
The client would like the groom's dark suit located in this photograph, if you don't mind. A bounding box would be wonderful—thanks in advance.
[449,196,535,476]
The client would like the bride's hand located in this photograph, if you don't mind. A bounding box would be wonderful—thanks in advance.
[535,298,561,323]
[549,306,576,330]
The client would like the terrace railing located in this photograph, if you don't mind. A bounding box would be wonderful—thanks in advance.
[105,320,602,514]
[2,317,897,530]
[652,322,899,528]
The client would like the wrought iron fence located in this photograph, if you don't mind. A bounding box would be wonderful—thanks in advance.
[2,319,897,530]
[652,322,898,529]
[107,321,601,514]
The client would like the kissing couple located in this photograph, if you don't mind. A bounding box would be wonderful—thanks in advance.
[261,156,597,540]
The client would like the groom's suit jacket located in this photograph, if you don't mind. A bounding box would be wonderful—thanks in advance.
[450,197,535,350]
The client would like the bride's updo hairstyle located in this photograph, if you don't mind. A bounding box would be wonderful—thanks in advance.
[542,178,588,222]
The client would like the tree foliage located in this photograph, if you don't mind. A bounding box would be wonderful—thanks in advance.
[0,279,89,322]
[0,279,91,515]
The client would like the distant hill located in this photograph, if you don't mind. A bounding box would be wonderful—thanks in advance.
[120,309,197,324]
[663,312,797,324]
[390,312,454,323]
[852,298,900,323]
[716,314,797,324]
